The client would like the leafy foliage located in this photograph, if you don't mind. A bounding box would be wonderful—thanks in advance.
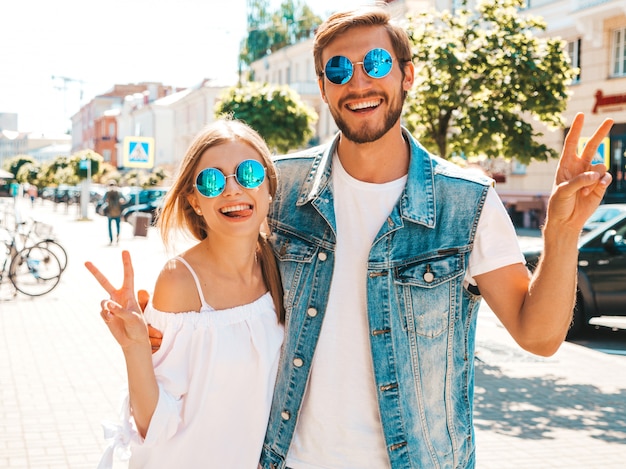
[16,162,41,185]
[4,155,37,182]
[403,0,576,163]
[38,156,76,187]
[240,0,322,67]
[3,149,168,190]
[215,81,318,153]
[70,149,103,180]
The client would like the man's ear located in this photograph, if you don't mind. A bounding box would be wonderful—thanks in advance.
[402,61,415,91]
[318,77,328,103]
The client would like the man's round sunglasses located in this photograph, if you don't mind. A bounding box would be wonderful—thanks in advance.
[323,48,394,85]
[194,159,266,198]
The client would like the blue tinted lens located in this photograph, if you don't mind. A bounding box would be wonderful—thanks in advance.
[196,168,226,198]
[363,48,393,79]
[324,49,393,85]
[325,56,353,85]
[195,160,266,198]
[236,159,266,189]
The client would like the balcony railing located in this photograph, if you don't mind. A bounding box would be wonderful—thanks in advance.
[574,0,625,12]
[287,81,320,96]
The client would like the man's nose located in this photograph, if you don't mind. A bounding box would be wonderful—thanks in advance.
[349,62,372,87]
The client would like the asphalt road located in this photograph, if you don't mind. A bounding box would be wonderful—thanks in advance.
[515,231,626,359]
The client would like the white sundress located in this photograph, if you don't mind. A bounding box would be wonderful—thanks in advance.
[99,256,284,469]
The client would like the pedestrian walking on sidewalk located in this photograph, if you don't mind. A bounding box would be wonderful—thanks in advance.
[27,184,38,207]
[102,181,126,245]
[85,119,284,468]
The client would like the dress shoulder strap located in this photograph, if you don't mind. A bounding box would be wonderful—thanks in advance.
[173,256,210,308]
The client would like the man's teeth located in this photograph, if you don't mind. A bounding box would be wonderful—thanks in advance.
[221,204,251,214]
[348,100,380,111]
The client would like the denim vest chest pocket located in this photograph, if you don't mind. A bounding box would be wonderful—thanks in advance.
[393,250,464,338]
[270,231,320,311]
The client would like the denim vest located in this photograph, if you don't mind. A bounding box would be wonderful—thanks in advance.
[261,130,490,469]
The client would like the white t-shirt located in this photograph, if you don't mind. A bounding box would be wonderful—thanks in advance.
[285,154,524,469]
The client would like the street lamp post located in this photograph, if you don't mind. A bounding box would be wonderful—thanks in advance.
[79,157,91,220]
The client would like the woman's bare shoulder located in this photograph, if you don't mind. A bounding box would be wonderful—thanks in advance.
[152,258,202,313]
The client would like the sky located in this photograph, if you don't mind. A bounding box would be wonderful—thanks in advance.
[1,0,372,136]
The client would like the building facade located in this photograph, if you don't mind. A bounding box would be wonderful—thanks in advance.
[70,82,179,167]
[62,0,625,225]
[525,0,626,203]
[112,79,228,173]
[247,0,626,227]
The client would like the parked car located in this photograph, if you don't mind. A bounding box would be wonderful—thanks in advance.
[581,203,626,234]
[523,207,626,338]
[41,187,56,201]
[96,187,169,220]
[121,192,167,223]
[54,185,80,204]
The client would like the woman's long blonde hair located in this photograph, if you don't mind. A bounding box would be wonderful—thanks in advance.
[156,118,284,322]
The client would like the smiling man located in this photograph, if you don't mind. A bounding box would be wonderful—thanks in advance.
[259,6,614,469]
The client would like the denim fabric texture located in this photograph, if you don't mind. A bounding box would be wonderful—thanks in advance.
[260,129,490,469]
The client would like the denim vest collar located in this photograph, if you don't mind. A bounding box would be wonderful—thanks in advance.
[295,128,437,228]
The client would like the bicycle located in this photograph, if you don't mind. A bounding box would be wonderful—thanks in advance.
[16,218,68,272]
[1,226,63,297]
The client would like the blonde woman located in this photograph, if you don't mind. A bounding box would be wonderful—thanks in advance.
[86,119,284,468]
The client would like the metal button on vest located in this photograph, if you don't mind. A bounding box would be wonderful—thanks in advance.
[423,271,434,283]
[307,307,318,317]
[281,410,291,420]
[293,358,304,367]
[318,252,327,261]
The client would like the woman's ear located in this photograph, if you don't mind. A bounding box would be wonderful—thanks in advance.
[187,194,202,215]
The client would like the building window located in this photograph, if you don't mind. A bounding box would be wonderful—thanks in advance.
[612,27,626,77]
[567,39,581,83]
[102,149,111,162]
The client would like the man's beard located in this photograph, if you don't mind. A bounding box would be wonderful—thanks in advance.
[329,89,405,144]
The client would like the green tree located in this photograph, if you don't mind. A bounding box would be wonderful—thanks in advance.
[70,149,103,180]
[94,162,120,185]
[215,81,318,153]
[16,162,41,185]
[4,155,37,181]
[241,0,322,66]
[403,0,576,163]
[39,155,75,187]
[145,166,171,187]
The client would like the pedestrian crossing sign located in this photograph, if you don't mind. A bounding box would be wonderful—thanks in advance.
[578,137,610,169]
[123,136,155,169]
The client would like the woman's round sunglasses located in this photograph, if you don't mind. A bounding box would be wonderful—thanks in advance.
[323,48,394,85]
[194,159,266,198]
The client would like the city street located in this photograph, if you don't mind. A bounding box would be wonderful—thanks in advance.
[1,197,625,468]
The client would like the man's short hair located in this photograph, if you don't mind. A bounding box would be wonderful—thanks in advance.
[313,6,412,79]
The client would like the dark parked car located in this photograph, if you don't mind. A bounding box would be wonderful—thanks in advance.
[121,192,167,223]
[523,206,626,338]
[53,185,80,204]
[96,187,169,221]
[581,203,626,234]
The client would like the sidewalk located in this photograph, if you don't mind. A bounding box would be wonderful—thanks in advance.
[1,198,625,468]
[474,307,626,468]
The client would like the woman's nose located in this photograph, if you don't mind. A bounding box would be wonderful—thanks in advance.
[221,174,242,196]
